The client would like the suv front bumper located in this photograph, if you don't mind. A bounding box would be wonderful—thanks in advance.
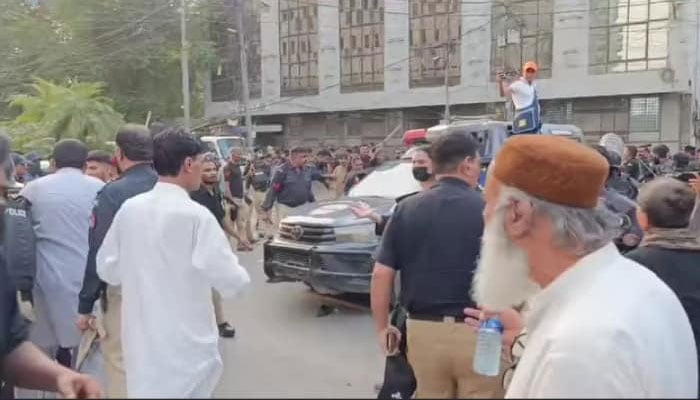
[263,241,375,294]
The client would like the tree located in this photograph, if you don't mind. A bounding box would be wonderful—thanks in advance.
[0,0,220,123]
[8,78,124,153]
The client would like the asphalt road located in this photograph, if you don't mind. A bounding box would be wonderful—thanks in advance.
[214,244,384,398]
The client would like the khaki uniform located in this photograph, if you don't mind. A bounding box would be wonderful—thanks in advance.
[101,286,127,398]
[407,319,505,398]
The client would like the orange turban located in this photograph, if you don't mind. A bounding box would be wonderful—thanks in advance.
[493,135,608,209]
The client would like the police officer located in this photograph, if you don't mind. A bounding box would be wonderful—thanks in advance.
[372,132,503,399]
[261,146,322,225]
[0,135,36,316]
[592,145,643,252]
[245,154,272,238]
[606,150,639,200]
[77,124,157,399]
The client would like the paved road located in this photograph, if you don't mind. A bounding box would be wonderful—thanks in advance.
[214,245,384,398]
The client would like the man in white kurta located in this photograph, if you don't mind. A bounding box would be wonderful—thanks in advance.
[471,135,697,398]
[506,243,697,398]
[97,182,250,398]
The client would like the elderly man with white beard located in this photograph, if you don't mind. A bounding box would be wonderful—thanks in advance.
[466,135,697,398]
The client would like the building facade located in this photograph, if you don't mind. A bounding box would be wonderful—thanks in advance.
[206,0,700,151]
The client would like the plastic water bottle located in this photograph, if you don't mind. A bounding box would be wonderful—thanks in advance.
[473,318,504,376]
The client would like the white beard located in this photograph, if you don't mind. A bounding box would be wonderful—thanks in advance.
[472,209,541,311]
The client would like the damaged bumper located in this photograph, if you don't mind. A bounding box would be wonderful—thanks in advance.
[263,241,375,294]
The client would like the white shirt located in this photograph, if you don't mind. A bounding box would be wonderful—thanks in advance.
[509,79,537,110]
[506,243,698,398]
[97,182,250,398]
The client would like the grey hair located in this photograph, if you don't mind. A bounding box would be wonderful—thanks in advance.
[498,185,620,256]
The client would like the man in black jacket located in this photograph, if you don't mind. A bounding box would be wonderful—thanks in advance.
[76,124,157,398]
[626,177,700,391]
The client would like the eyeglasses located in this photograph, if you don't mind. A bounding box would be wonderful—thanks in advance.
[502,331,528,390]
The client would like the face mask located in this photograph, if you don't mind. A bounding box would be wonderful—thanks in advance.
[412,166,432,182]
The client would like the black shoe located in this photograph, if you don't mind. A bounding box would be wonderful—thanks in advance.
[218,322,236,338]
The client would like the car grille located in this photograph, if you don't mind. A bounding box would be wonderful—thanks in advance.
[279,223,335,243]
[272,248,310,267]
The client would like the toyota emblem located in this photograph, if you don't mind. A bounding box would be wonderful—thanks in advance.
[290,225,304,240]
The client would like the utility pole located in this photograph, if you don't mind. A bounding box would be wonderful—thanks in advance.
[235,0,255,150]
[443,10,451,124]
[180,0,191,131]
[443,42,451,124]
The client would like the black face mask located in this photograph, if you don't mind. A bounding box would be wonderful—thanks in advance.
[412,166,432,182]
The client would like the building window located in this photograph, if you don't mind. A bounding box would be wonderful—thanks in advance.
[491,0,553,79]
[409,0,461,87]
[629,96,661,132]
[339,0,385,92]
[589,0,670,74]
[279,0,319,96]
[210,0,262,101]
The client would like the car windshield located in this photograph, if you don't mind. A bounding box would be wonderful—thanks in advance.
[216,137,246,158]
[348,161,421,199]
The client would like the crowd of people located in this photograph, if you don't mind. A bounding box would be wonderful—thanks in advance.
[0,120,699,399]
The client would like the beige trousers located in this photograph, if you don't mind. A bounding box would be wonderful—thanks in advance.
[251,190,272,237]
[274,203,296,229]
[230,197,254,245]
[407,319,505,399]
[102,286,127,399]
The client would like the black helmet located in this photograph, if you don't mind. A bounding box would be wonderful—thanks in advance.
[607,151,622,169]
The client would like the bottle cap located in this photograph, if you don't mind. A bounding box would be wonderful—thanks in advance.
[481,318,504,334]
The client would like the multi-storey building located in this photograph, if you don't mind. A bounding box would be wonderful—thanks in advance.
[206,0,700,151]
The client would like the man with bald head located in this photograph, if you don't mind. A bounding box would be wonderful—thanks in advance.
[468,136,697,397]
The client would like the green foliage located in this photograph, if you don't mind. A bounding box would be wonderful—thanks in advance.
[0,0,221,127]
[7,78,124,154]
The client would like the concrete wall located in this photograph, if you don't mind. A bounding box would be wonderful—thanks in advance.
[206,0,696,119]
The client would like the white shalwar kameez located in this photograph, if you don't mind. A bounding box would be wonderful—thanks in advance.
[506,243,698,398]
[97,182,250,398]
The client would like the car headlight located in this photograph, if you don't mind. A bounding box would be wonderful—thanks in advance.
[334,224,376,243]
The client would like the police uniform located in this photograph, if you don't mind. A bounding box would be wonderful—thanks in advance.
[375,177,503,398]
[0,255,29,395]
[2,196,36,303]
[78,163,157,398]
[262,163,321,225]
[245,160,272,236]
[602,188,643,252]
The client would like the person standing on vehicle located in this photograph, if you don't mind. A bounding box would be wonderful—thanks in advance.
[76,124,157,398]
[371,132,503,398]
[224,148,254,251]
[498,61,541,134]
[19,140,104,372]
[262,146,320,226]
